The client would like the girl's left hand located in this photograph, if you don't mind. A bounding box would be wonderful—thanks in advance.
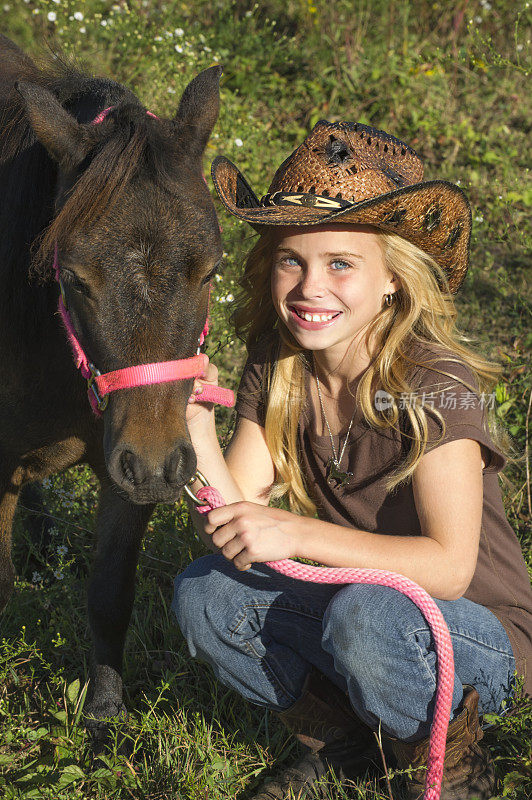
[204,502,301,571]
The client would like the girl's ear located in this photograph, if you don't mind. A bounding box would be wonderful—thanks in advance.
[389,273,402,291]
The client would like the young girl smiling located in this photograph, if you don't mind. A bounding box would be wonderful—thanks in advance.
[173,120,531,799]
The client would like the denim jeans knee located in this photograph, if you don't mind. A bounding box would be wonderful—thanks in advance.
[172,555,321,709]
[322,584,514,741]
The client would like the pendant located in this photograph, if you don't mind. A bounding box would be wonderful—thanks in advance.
[326,458,353,487]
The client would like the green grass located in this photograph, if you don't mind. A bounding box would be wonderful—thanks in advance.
[1,0,531,797]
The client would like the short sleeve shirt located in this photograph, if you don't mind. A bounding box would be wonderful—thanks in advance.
[235,338,532,696]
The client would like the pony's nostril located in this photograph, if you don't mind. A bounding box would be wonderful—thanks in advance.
[165,441,196,486]
[120,449,146,487]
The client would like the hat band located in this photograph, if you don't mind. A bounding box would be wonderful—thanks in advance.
[260,191,352,210]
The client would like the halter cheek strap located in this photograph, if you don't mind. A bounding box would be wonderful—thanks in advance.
[53,105,234,416]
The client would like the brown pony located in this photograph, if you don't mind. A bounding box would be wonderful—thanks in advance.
[0,35,222,734]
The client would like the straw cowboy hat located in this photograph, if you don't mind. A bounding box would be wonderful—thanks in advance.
[211,120,472,293]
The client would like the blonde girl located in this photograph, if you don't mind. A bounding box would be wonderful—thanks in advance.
[173,121,531,800]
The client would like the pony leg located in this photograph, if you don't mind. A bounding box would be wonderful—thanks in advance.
[84,476,154,738]
[0,466,24,611]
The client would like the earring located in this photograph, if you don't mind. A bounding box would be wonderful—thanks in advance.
[384,293,394,307]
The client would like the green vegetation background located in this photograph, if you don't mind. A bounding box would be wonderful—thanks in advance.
[1,1,530,798]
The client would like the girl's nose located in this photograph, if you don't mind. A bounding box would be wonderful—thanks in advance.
[299,267,325,297]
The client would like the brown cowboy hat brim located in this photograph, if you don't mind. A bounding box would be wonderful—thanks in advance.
[211,155,471,294]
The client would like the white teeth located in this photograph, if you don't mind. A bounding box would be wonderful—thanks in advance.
[295,308,338,322]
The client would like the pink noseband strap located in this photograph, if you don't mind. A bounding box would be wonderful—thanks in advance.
[53,105,234,416]
[54,247,234,416]
[94,355,231,404]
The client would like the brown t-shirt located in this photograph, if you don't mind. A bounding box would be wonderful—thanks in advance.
[235,339,532,696]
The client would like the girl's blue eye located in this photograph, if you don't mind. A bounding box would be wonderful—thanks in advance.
[331,260,351,271]
[278,256,300,267]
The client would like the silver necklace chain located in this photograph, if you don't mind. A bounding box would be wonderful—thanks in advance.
[314,363,357,487]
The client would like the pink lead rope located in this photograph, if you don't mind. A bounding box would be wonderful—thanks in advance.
[188,480,455,800]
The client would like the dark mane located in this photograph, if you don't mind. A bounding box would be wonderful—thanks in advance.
[0,51,187,281]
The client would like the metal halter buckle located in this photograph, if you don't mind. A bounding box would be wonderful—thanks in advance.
[87,363,109,412]
[184,470,209,505]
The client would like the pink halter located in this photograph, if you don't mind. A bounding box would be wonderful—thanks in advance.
[54,105,234,416]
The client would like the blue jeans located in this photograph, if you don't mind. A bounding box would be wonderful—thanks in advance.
[172,554,515,741]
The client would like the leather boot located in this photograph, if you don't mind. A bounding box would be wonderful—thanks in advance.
[389,686,496,800]
[249,669,380,800]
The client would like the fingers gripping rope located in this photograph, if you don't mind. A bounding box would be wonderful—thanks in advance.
[192,481,454,800]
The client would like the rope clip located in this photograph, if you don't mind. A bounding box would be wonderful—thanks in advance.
[184,470,209,505]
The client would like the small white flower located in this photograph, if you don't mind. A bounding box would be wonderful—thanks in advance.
[32,572,42,583]
[517,43,524,51]
[49,527,59,536]
[73,11,83,21]
[234,138,243,147]
[54,570,64,581]
[154,35,162,41]
[79,26,86,33]
[42,478,51,488]
[474,215,484,223]
[175,28,184,36]
[167,87,176,94]
[203,46,212,53]
[101,19,107,27]
[57,545,68,556]
[455,180,461,186]
[474,15,482,23]
[175,44,183,53]
[47,11,57,22]
[215,274,223,282]
[3,5,11,12]
[225,293,234,302]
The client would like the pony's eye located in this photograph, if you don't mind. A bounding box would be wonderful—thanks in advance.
[61,269,89,295]
[202,260,222,285]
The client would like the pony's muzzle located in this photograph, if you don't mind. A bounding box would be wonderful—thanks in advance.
[108,439,197,503]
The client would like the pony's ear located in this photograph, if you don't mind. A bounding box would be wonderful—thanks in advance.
[15,81,96,167]
[173,65,222,159]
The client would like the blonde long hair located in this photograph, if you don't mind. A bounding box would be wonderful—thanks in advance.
[234,227,511,516]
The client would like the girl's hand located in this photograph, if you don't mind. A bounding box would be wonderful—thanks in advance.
[186,355,218,430]
[204,502,301,570]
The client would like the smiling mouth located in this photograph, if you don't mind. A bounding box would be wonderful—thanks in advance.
[290,307,341,323]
